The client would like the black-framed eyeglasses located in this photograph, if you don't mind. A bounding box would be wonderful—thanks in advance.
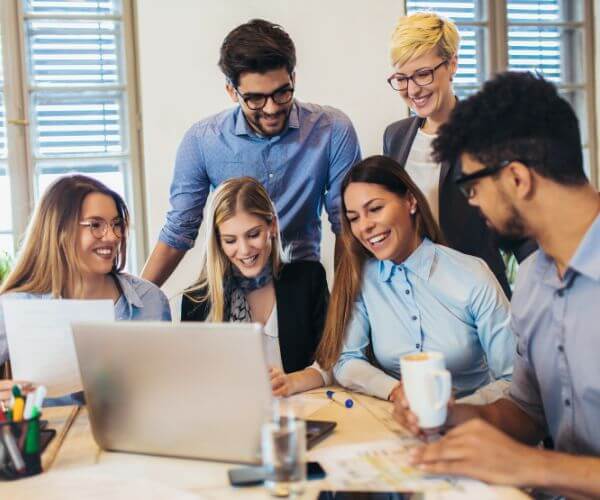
[455,160,515,199]
[79,219,124,239]
[387,60,449,91]
[234,85,295,110]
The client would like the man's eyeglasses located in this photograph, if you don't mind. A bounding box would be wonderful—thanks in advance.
[455,160,514,199]
[79,219,124,239]
[234,85,294,111]
[387,60,448,91]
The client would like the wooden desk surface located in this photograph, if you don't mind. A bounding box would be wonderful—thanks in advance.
[6,390,529,499]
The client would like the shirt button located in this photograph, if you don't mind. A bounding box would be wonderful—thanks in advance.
[565,399,571,407]
[405,290,410,295]
[558,345,564,352]
[557,289,564,297]
[415,343,420,349]
[269,173,274,178]
[411,316,418,321]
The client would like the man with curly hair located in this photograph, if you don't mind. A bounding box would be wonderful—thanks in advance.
[393,71,600,498]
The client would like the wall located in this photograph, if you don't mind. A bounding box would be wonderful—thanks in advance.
[134,0,406,300]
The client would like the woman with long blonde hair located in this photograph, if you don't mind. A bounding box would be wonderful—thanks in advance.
[316,156,514,404]
[0,175,171,372]
[182,177,329,396]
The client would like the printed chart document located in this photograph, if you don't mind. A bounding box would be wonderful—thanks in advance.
[3,299,114,397]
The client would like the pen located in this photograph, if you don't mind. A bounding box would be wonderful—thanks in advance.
[326,390,354,408]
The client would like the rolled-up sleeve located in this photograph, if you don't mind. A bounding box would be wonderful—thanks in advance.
[324,114,361,235]
[159,125,211,250]
[469,263,515,381]
[333,296,398,400]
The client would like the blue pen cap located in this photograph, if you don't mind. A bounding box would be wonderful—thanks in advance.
[344,399,353,408]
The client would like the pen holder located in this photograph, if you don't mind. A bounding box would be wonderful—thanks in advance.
[0,417,56,480]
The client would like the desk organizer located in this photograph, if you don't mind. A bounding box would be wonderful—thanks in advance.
[0,418,56,480]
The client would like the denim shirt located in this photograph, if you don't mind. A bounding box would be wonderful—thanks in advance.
[159,101,362,261]
[334,239,515,400]
[0,272,171,365]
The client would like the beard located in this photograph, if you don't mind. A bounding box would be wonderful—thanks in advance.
[247,108,290,137]
[486,204,530,250]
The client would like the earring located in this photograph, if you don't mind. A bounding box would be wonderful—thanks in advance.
[410,207,417,214]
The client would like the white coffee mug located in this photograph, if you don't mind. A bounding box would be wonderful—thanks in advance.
[400,351,452,429]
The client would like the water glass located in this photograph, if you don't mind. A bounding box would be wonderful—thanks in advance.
[261,416,306,497]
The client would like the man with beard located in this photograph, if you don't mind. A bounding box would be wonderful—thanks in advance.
[142,19,361,286]
[393,71,600,498]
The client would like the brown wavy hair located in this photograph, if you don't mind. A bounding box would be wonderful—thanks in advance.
[316,155,445,369]
[0,175,129,298]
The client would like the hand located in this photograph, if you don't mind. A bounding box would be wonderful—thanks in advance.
[409,418,539,486]
[270,368,296,397]
[392,382,455,436]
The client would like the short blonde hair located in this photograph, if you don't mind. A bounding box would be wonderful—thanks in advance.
[390,11,460,67]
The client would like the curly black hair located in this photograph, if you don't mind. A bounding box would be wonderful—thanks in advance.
[432,71,587,185]
[218,19,296,87]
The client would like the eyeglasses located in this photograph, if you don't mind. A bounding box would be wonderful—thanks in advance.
[455,160,514,199]
[234,85,294,110]
[79,219,124,239]
[387,60,449,91]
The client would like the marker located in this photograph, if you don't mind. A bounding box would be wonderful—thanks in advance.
[24,408,42,475]
[24,392,36,420]
[326,390,354,408]
[33,386,47,413]
[11,386,25,422]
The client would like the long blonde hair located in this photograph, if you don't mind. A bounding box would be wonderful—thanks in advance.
[184,177,285,321]
[0,175,129,298]
[390,11,460,67]
[316,156,445,369]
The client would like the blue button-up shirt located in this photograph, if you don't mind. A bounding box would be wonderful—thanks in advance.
[508,213,600,455]
[334,239,514,400]
[0,272,172,365]
[159,101,362,261]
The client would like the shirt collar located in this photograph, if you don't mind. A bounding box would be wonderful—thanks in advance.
[233,101,299,137]
[377,238,435,282]
[113,273,144,309]
[568,212,600,281]
[533,212,600,285]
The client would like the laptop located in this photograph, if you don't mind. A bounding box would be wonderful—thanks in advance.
[71,321,335,463]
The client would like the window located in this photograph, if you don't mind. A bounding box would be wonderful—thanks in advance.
[0,0,145,268]
[405,0,597,183]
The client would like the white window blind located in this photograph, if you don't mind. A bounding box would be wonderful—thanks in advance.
[0,25,11,255]
[0,0,144,266]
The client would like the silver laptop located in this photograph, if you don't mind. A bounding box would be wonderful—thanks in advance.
[71,322,272,463]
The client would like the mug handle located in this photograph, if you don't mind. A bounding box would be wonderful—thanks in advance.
[430,370,452,411]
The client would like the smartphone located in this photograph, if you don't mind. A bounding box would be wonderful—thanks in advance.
[317,492,424,499]
[228,461,326,486]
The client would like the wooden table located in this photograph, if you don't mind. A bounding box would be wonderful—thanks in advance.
[7,390,529,499]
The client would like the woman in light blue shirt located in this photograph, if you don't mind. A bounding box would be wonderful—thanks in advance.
[0,175,170,402]
[316,155,514,401]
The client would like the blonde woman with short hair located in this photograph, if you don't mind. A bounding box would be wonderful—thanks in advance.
[182,177,329,397]
[384,11,535,296]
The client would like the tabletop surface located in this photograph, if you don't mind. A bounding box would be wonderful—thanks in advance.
[5,389,530,499]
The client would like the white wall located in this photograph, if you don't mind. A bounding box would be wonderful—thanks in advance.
[135,0,406,299]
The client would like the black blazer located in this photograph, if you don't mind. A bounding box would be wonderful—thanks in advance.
[384,116,537,297]
[181,261,329,374]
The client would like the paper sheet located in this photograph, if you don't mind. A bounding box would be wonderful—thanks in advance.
[284,393,331,419]
[310,438,488,493]
[3,299,114,397]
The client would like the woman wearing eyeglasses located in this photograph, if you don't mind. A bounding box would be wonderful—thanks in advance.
[383,11,535,297]
[0,175,171,394]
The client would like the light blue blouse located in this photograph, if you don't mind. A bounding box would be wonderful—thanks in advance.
[0,272,171,365]
[333,238,514,400]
